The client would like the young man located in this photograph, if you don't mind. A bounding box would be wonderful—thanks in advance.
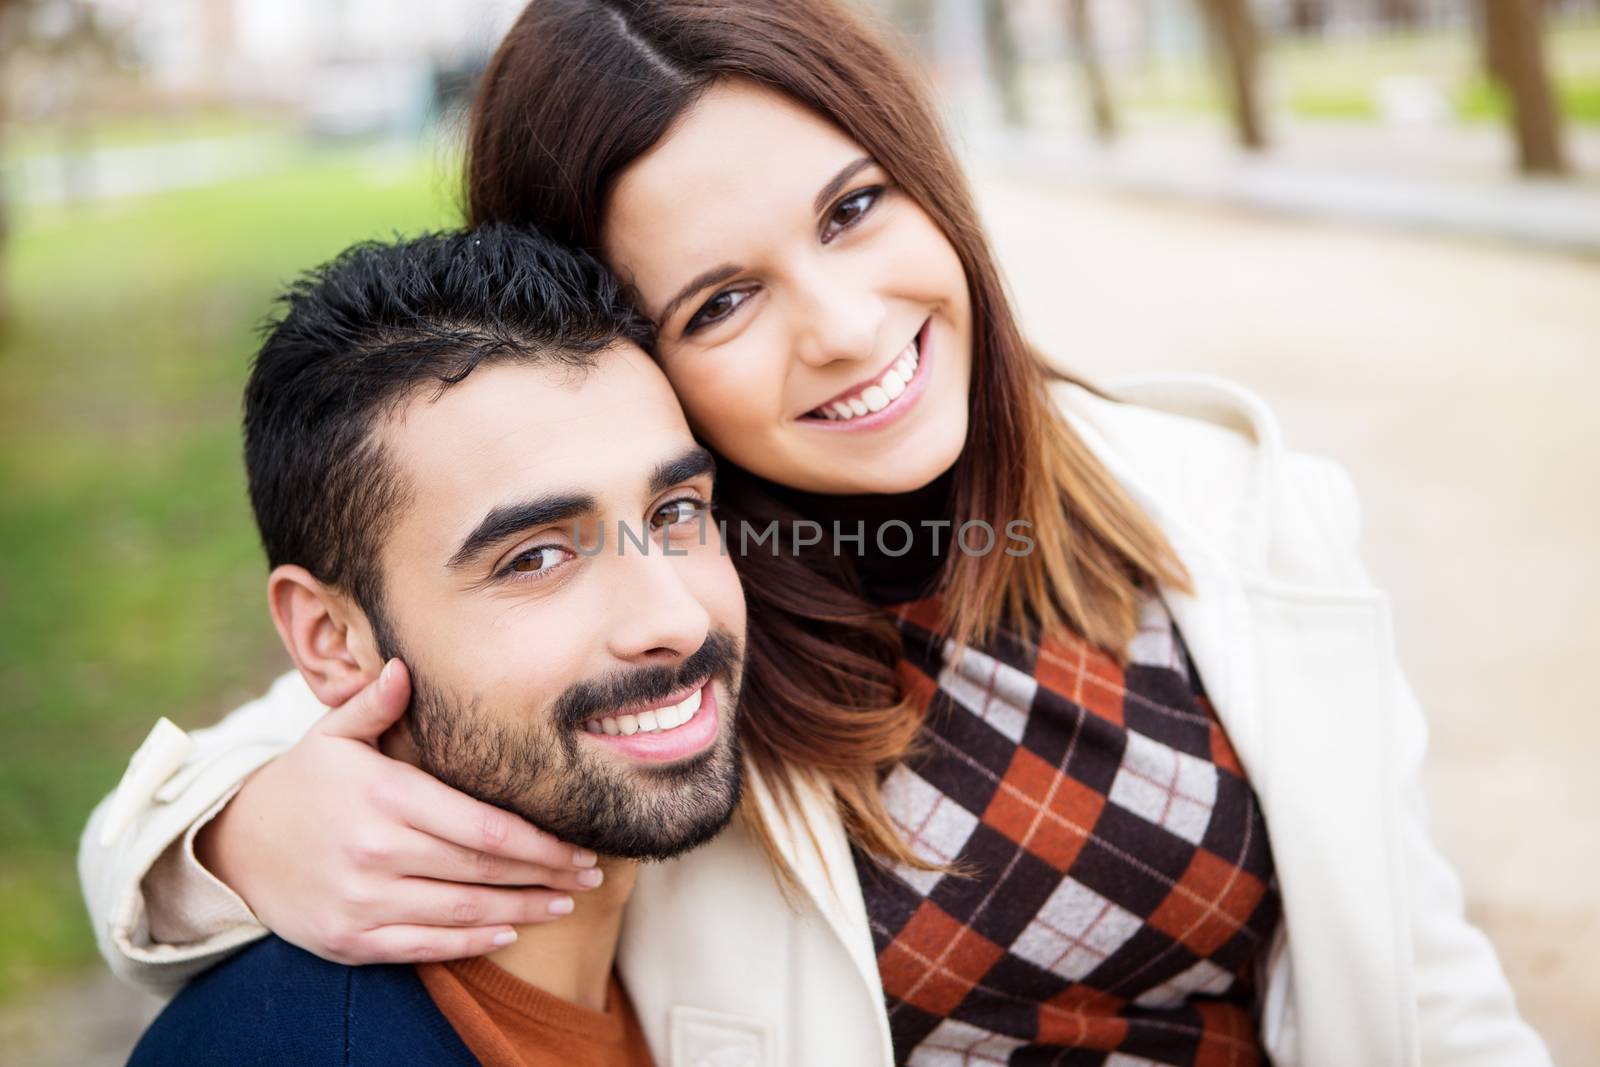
[127,226,747,1066]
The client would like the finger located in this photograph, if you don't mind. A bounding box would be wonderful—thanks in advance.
[318,659,411,742]
[383,878,577,929]
[394,831,606,892]
[385,764,597,870]
[349,924,523,965]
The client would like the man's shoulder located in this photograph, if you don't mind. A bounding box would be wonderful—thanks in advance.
[128,935,477,1066]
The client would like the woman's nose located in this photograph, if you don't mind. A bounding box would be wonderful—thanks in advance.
[788,261,887,369]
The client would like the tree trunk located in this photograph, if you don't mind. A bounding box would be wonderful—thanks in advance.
[982,0,1026,126]
[0,101,9,337]
[1288,0,1328,35]
[0,150,9,338]
[1067,0,1116,142]
[1481,0,1568,175]
[1377,0,1422,30]
[1198,0,1267,150]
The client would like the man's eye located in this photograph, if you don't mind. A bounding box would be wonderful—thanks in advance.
[504,545,572,579]
[650,497,707,530]
[685,288,752,335]
[822,186,883,244]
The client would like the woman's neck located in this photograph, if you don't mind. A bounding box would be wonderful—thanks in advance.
[754,468,957,605]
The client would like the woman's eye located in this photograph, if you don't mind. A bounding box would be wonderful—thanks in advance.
[685,288,752,334]
[504,545,572,580]
[650,497,707,531]
[822,187,883,243]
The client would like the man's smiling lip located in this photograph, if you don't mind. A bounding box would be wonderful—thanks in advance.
[584,679,707,722]
[579,680,720,763]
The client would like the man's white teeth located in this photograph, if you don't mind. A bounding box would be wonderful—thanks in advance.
[584,686,704,737]
[814,339,920,421]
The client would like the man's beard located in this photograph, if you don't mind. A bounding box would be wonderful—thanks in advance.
[401,629,744,861]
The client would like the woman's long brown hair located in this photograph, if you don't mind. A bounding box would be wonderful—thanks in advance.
[465,0,1191,876]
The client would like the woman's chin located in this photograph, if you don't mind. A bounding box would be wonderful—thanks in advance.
[769,422,967,495]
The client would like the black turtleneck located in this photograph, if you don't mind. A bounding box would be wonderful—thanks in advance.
[754,468,957,606]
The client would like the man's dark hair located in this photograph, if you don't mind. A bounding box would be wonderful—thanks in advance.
[244,223,649,647]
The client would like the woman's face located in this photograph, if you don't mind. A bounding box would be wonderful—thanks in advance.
[603,81,973,495]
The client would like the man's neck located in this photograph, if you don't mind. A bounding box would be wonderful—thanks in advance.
[480,859,638,1012]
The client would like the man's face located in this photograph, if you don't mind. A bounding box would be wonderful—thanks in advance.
[372,346,747,860]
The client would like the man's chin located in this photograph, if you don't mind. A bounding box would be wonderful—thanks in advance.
[526,729,744,863]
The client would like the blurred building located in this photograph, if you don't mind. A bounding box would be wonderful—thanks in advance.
[79,0,528,134]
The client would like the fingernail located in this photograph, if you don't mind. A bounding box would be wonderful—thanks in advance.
[571,848,598,868]
[548,896,575,916]
[379,660,395,689]
[492,930,517,947]
[577,868,604,889]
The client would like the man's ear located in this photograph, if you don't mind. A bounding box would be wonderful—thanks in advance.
[267,565,383,708]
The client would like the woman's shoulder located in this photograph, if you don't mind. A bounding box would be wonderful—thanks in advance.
[1050,372,1367,589]
[1052,371,1279,475]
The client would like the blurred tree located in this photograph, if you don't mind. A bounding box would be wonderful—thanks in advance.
[0,0,20,337]
[1198,0,1266,149]
[982,0,1026,126]
[1480,0,1568,174]
[890,0,937,38]
[1066,0,1116,142]
[1288,0,1329,33]
[1377,0,1422,29]
[0,0,122,331]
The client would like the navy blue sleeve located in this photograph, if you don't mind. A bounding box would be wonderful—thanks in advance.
[127,937,352,1066]
[125,936,478,1066]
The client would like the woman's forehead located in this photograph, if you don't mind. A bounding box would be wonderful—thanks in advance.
[603,82,867,287]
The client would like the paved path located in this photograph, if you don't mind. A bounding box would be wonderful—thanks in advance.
[8,170,1597,1066]
[975,120,1600,256]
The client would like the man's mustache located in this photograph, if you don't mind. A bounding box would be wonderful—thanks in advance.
[549,630,742,729]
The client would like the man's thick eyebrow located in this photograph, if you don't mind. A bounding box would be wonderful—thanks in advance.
[812,156,875,215]
[657,264,743,329]
[448,493,595,569]
[649,446,717,496]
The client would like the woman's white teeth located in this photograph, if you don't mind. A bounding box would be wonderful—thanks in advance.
[585,687,704,737]
[815,340,920,421]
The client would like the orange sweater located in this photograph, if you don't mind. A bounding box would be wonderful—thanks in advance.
[417,957,654,1067]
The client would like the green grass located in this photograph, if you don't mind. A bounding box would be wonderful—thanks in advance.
[4,108,295,161]
[0,145,459,1002]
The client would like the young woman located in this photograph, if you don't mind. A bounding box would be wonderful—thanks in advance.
[81,2,1548,1064]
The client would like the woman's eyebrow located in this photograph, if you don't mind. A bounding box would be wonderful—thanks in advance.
[654,156,878,329]
[658,263,742,328]
[813,156,874,214]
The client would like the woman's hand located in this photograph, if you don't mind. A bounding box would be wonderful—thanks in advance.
[195,661,601,964]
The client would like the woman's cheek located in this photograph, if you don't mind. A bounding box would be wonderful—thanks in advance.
[668,336,787,458]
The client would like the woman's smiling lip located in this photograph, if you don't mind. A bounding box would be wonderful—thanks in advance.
[797,320,932,433]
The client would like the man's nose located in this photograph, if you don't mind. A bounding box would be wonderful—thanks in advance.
[602,539,713,664]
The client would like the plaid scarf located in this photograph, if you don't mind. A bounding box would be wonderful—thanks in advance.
[854,594,1281,1066]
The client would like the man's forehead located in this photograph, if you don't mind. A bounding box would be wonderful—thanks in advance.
[384,347,693,513]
